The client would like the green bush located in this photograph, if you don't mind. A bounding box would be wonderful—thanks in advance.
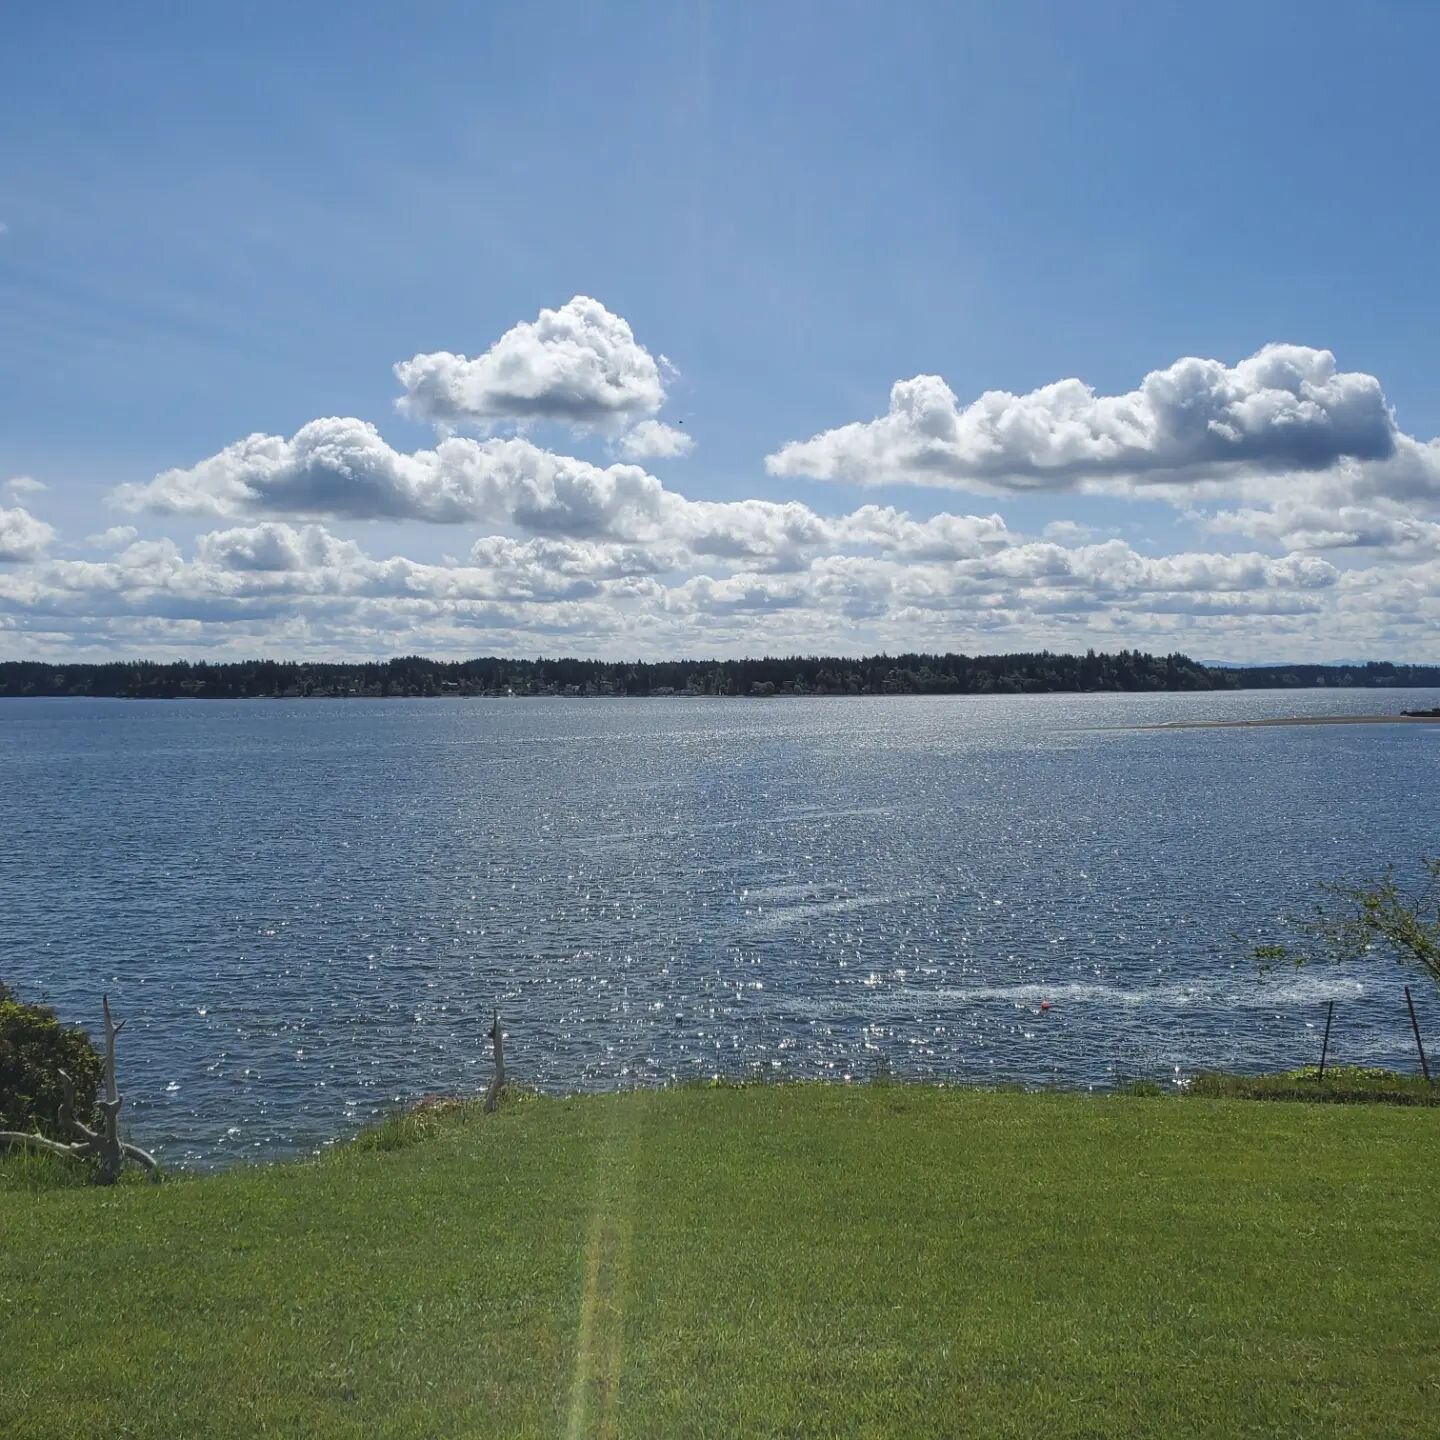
[0,982,103,1137]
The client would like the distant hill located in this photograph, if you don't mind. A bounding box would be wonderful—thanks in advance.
[1201,658,1422,670]
[1215,660,1440,690]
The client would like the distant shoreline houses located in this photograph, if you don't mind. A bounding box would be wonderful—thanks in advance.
[254,676,793,700]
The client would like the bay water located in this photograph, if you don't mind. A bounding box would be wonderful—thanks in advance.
[4,689,1437,1167]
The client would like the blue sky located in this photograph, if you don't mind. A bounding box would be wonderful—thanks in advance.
[3,2,1439,661]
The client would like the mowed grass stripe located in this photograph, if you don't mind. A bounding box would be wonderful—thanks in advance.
[2,1086,1436,1438]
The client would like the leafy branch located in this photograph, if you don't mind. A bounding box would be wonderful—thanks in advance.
[1255,857,1440,991]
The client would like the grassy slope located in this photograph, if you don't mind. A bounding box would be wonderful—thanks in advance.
[2,1087,1437,1439]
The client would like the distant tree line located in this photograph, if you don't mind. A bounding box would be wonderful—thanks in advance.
[2,652,1438,700]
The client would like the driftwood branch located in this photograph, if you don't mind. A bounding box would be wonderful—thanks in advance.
[0,1132,90,1162]
[59,1072,101,1144]
[121,1141,162,1178]
[0,995,159,1184]
[484,1008,506,1113]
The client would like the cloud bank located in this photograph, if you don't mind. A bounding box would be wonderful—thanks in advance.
[6,305,1440,662]
[0,517,1366,660]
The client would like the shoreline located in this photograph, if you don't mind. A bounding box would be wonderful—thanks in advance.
[6,690,1440,706]
[1130,713,1440,730]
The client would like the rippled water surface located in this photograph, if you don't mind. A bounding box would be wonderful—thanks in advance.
[5,691,1439,1167]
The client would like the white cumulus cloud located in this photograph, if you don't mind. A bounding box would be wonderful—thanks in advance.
[30,312,1440,664]
[195,522,364,573]
[616,420,694,460]
[84,525,140,550]
[767,345,1396,493]
[112,418,1029,576]
[394,296,667,432]
[1206,497,1440,554]
[0,506,55,562]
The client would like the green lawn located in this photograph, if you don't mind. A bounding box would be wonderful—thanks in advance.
[2,1086,1437,1438]
[1186,1065,1440,1105]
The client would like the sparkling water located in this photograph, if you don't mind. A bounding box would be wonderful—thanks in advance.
[4,689,1436,1167]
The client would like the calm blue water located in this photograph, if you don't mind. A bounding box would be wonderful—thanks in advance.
[4,691,1438,1168]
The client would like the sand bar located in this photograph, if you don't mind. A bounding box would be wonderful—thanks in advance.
[1131,713,1440,731]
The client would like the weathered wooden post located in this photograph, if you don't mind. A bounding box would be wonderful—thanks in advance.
[1318,1000,1335,1080]
[484,1008,506,1113]
[1404,986,1431,1083]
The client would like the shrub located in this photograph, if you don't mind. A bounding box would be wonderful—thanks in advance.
[0,982,103,1137]
[1281,1064,1397,1083]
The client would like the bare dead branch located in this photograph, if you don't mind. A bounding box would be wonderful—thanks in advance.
[121,1142,162,1181]
[102,995,121,1104]
[3,997,159,1184]
[94,995,126,1183]
[0,1132,90,1162]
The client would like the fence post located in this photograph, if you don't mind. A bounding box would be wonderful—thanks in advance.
[1318,999,1334,1080]
[1404,986,1431,1084]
